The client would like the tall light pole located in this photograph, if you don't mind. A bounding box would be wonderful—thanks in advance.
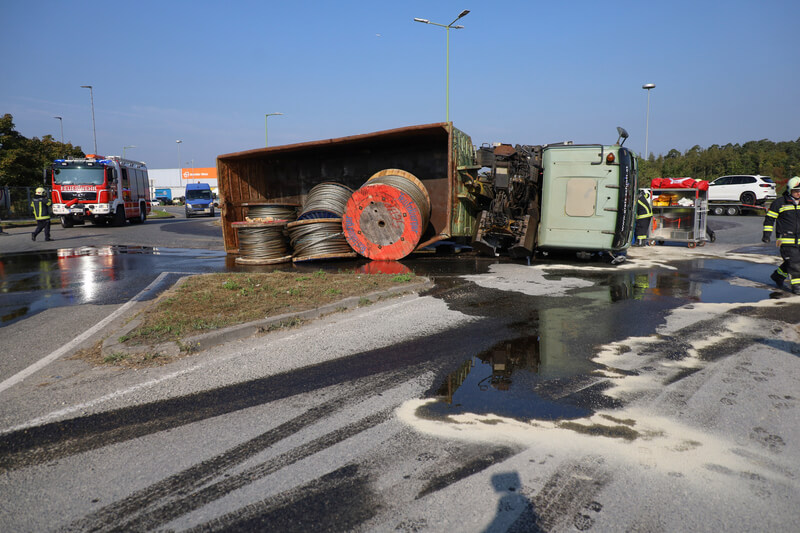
[414,9,469,124]
[80,85,97,154]
[642,83,656,161]
[176,140,183,177]
[265,113,283,147]
[53,116,64,144]
[123,145,136,158]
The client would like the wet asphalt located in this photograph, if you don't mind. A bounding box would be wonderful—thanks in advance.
[2,212,796,531]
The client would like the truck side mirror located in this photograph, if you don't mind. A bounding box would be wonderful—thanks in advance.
[616,127,629,146]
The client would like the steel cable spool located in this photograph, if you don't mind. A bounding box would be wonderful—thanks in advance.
[233,221,292,265]
[286,218,357,262]
[246,204,299,222]
[297,182,354,220]
[342,168,431,260]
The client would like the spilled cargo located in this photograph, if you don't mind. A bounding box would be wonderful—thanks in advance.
[217,122,637,263]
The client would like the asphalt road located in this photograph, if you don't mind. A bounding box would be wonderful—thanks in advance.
[1,211,798,532]
[0,205,225,253]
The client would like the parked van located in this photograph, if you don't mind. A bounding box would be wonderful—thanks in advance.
[184,182,215,217]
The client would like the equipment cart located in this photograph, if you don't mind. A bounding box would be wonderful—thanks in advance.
[650,187,708,248]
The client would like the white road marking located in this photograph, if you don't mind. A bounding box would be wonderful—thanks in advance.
[0,271,194,395]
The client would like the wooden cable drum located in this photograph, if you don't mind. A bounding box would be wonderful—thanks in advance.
[286,218,357,262]
[232,221,292,265]
[342,169,431,260]
[246,204,299,222]
[297,182,354,220]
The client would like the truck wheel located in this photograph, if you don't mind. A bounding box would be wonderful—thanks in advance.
[726,206,740,216]
[131,204,146,224]
[740,192,756,206]
[112,205,126,227]
[60,216,74,228]
[711,206,725,216]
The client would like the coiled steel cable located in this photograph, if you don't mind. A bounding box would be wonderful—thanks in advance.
[287,219,354,259]
[247,205,298,221]
[236,223,291,262]
[298,182,354,220]
[366,173,431,229]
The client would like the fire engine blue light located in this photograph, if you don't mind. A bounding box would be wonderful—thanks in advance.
[55,159,65,162]
[99,160,112,164]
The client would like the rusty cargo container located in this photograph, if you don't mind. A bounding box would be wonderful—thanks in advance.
[217,123,479,255]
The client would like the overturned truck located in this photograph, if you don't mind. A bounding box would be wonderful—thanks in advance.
[217,122,637,263]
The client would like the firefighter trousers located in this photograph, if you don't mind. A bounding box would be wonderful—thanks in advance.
[32,219,51,240]
[778,244,800,287]
[634,217,652,243]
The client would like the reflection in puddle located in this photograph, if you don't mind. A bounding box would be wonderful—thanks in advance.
[423,336,592,422]
[423,259,780,423]
[0,245,228,326]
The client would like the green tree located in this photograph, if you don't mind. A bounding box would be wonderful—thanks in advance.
[0,113,84,187]
[636,137,800,187]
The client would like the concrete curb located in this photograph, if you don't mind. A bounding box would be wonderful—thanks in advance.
[101,277,434,359]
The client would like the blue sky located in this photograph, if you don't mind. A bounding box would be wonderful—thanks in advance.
[2,0,798,169]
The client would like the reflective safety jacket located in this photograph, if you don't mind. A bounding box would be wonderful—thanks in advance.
[764,192,800,245]
[31,196,52,221]
[636,193,653,220]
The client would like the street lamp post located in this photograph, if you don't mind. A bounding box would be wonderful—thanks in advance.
[123,145,136,158]
[80,85,98,154]
[176,140,183,180]
[414,9,470,124]
[265,113,283,147]
[53,116,64,144]
[642,83,656,160]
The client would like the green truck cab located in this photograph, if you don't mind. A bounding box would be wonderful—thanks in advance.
[537,142,637,254]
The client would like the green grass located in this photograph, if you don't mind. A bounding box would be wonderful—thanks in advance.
[120,271,422,345]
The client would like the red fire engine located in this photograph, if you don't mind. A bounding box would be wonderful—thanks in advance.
[50,155,151,227]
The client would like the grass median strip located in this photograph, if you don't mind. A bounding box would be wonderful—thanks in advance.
[119,270,420,346]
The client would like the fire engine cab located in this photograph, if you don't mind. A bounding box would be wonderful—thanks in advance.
[50,155,151,227]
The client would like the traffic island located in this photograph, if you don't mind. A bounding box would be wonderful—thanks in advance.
[95,271,432,368]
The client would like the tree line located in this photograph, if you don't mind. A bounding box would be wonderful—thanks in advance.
[638,138,800,191]
[0,113,84,188]
[2,111,799,191]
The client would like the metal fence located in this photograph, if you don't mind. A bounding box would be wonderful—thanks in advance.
[0,186,41,220]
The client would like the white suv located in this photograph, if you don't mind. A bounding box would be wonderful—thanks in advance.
[707,174,776,205]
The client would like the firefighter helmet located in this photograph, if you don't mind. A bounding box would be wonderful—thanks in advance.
[788,177,800,191]
[35,187,45,195]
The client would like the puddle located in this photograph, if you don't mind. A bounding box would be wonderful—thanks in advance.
[571,258,775,304]
[0,246,227,326]
[422,336,592,421]
[419,258,780,423]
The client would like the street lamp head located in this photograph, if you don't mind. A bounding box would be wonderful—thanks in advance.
[413,17,430,23]
[176,140,182,143]
[642,83,656,90]
[453,25,464,29]
[457,9,470,18]
[54,116,62,120]
[80,85,92,89]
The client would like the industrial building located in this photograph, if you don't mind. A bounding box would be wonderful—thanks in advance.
[149,167,218,203]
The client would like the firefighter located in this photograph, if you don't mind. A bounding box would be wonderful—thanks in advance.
[31,187,53,241]
[633,189,653,246]
[763,176,800,294]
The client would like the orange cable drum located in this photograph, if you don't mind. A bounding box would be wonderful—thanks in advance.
[343,169,430,260]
